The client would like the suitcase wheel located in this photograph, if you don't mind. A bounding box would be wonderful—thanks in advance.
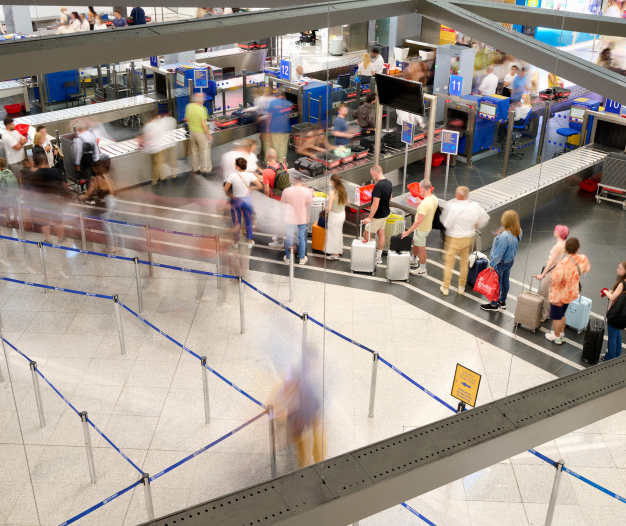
[578,329,583,334]
[350,270,353,274]
[387,279,391,283]
[371,271,375,276]
[533,329,536,333]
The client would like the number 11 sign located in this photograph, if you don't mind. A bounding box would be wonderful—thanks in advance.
[449,75,463,97]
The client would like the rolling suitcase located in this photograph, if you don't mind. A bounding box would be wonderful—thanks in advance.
[565,295,592,334]
[383,131,403,149]
[389,233,412,252]
[582,312,605,364]
[311,222,326,252]
[387,251,410,282]
[514,277,543,333]
[351,221,377,275]
[467,253,489,287]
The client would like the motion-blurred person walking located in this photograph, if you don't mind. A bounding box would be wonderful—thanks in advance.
[144,110,178,185]
[263,148,289,248]
[185,93,213,175]
[266,89,293,163]
[2,117,27,175]
[73,119,100,181]
[0,158,20,228]
[224,157,262,248]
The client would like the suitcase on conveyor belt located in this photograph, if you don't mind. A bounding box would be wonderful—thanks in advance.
[232,109,257,125]
[215,115,239,128]
[317,153,342,169]
[340,152,354,164]
[539,87,571,100]
[294,157,325,176]
[351,222,377,275]
[514,278,543,333]
[352,145,369,159]
[360,136,386,154]
[383,131,403,149]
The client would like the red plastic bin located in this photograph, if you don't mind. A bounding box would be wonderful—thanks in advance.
[579,179,598,192]
[407,182,435,199]
[3,103,23,114]
[355,183,375,206]
[432,152,446,167]
[15,124,29,137]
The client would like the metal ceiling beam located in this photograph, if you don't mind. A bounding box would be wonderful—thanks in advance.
[0,0,416,80]
[416,0,626,106]
[4,0,343,6]
[139,356,626,526]
[450,0,626,37]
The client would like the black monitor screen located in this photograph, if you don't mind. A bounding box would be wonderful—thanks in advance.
[375,73,425,115]
[337,74,350,89]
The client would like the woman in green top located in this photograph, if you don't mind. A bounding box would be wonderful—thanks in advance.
[0,157,20,228]
[325,174,347,260]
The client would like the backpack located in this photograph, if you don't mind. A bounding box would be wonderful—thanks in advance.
[0,169,18,195]
[81,139,95,166]
[431,206,445,231]
[607,282,626,330]
[268,165,290,196]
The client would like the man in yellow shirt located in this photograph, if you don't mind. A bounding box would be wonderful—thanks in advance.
[184,93,213,174]
[401,180,438,276]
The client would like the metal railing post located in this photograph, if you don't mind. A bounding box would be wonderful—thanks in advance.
[545,460,565,526]
[373,100,383,166]
[289,246,294,302]
[368,352,379,418]
[37,242,48,292]
[301,312,308,369]
[222,90,227,115]
[79,213,88,264]
[141,473,155,520]
[201,356,211,424]
[17,197,27,256]
[80,411,97,484]
[242,69,248,108]
[29,361,45,428]
[145,225,154,277]
[113,295,126,355]
[239,277,245,334]
[215,236,222,289]
[535,101,551,164]
[268,405,277,478]
[134,257,144,313]
[424,94,437,181]
[502,108,515,178]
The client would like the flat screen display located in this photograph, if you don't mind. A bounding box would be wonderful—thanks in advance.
[176,72,185,87]
[570,106,586,119]
[375,73,425,115]
[479,103,496,117]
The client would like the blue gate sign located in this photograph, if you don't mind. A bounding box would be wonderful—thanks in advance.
[606,99,622,115]
[280,59,291,80]
[194,69,209,89]
[150,56,159,68]
[441,130,460,155]
[401,121,414,145]
[449,75,463,97]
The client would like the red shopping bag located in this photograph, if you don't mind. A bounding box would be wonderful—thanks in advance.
[474,268,500,303]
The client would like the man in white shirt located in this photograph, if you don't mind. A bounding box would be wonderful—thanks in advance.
[73,120,100,179]
[478,66,499,96]
[371,47,385,74]
[502,64,518,97]
[143,111,178,185]
[59,7,68,25]
[440,186,489,295]
[2,117,27,175]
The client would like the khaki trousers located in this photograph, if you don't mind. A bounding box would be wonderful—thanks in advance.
[151,147,178,184]
[190,131,212,173]
[443,235,474,289]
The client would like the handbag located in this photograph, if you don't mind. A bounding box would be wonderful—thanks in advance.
[474,268,500,303]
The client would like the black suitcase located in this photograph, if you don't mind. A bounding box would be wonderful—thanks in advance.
[232,109,257,125]
[389,233,412,253]
[360,136,386,154]
[383,131,403,149]
[582,317,605,364]
[467,255,489,287]
[295,157,324,176]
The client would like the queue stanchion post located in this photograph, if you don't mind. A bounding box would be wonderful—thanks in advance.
[502,108,515,178]
[29,361,46,428]
[289,246,294,302]
[134,257,144,313]
[215,236,222,289]
[201,356,211,424]
[301,312,308,370]
[457,401,466,414]
[545,460,565,526]
[17,197,27,257]
[268,405,277,478]
[79,213,88,264]
[80,411,97,484]
[0,312,4,382]
[113,295,126,355]
[145,226,154,277]
[141,473,155,521]
[238,276,245,334]
[368,352,379,418]
[37,242,48,293]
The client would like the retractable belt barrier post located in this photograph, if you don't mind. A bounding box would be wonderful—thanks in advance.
[545,459,565,526]
[141,473,156,521]
[134,257,144,313]
[368,352,379,418]
[80,411,97,484]
[239,277,245,334]
[37,242,48,293]
[289,246,294,302]
[29,361,46,428]
[113,295,126,355]
[201,356,211,424]
[79,213,88,264]
[145,225,154,277]
[301,312,308,369]
[216,236,222,289]
[17,198,26,256]
[268,405,277,478]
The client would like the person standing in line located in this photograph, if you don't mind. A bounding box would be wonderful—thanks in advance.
[185,92,213,174]
[56,19,73,34]
[224,157,262,249]
[88,7,97,30]
[69,12,81,31]
[534,225,569,322]
[546,237,590,344]
[78,13,90,32]
[357,53,376,78]
[371,47,385,74]
[439,186,489,295]
[548,72,563,88]
[112,9,128,28]
[604,0,624,17]
[282,173,313,265]
[73,119,100,180]
[0,158,20,228]
[478,66,499,96]
[362,165,392,265]
[480,210,522,312]
[130,6,146,25]
[325,174,347,261]
[2,117,27,175]
[601,261,626,361]
[32,129,56,169]
[401,180,438,277]
[94,15,107,30]
[262,148,288,249]
[59,7,69,25]
[242,138,262,178]
[352,93,377,136]
[501,64,518,97]
[196,7,208,17]
[266,89,293,164]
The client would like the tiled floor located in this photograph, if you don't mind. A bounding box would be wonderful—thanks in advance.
[1,222,625,526]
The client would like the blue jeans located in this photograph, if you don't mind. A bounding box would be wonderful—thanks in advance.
[491,260,514,306]
[285,224,307,260]
[605,324,623,360]
[230,195,253,242]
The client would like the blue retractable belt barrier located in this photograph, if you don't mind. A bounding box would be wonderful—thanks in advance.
[0,275,114,299]
[86,417,143,474]
[401,503,438,526]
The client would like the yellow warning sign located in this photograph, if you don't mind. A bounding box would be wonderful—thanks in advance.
[451,364,481,407]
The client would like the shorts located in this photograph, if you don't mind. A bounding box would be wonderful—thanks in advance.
[412,230,430,247]
[365,216,387,234]
[550,303,569,320]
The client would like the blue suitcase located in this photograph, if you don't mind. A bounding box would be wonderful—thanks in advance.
[467,256,489,287]
[565,295,592,334]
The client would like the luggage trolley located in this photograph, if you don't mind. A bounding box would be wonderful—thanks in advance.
[596,152,626,210]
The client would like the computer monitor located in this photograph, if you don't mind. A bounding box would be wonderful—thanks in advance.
[375,73,425,115]
[359,75,372,86]
[570,105,586,121]
[337,74,350,89]
[479,102,496,120]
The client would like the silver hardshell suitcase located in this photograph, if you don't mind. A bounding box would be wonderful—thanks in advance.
[351,221,377,275]
[386,251,410,282]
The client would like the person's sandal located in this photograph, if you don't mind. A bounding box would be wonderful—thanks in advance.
[328,255,340,260]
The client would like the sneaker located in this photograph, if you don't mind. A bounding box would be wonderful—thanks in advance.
[231,242,239,249]
[283,255,289,264]
[272,236,278,241]
[115,248,126,256]
[480,303,499,312]
[410,256,419,267]
[601,354,607,362]
[248,240,255,247]
[299,256,308,265]
[498,301,507,311]
[545,332,563,344]
[458,286,465,295]
[440,286,449,296]
[410,267,427,276]
[269,240,284,248]
[375,257,383,265]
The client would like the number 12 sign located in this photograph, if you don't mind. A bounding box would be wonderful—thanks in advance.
[449,75,463,97]
[280,59,291,80]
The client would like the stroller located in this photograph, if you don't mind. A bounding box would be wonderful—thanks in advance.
[296,31,317,46]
